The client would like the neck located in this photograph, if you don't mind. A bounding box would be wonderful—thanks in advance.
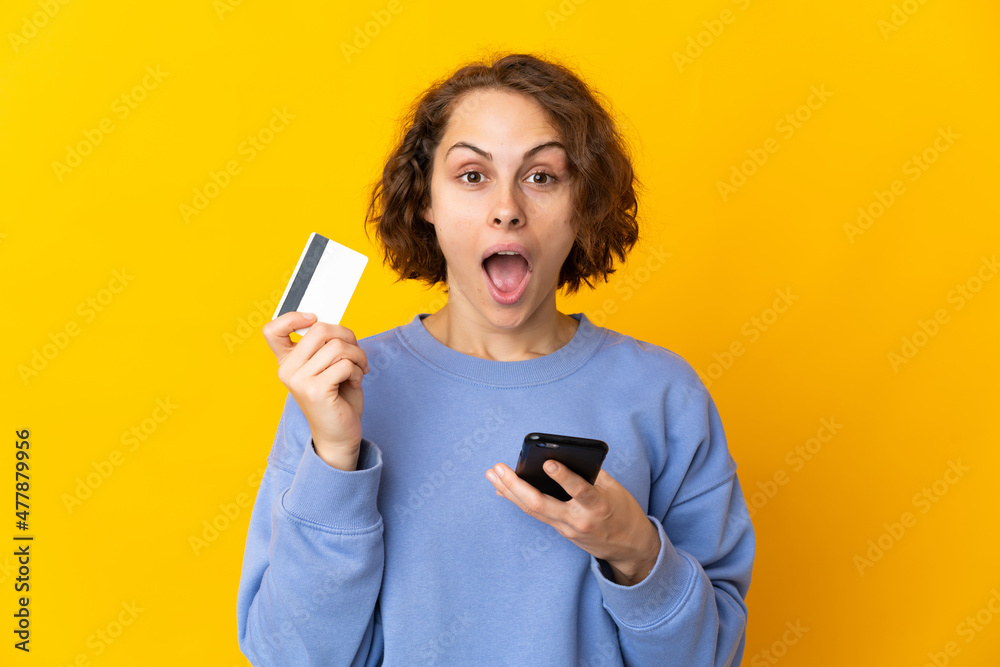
[422,289,579,361]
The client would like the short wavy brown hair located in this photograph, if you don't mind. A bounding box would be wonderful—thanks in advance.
[364,51,640,294]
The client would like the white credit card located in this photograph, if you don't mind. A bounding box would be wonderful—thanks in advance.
[272,232,368,335]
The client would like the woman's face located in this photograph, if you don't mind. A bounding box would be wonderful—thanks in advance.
[423,88,577,330]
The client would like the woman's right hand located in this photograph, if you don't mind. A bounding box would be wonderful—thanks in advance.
[262,311,369,471]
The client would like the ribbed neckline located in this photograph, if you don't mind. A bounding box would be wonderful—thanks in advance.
[395,312,606,387]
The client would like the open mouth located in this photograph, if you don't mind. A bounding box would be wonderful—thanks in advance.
[481,244,532,305]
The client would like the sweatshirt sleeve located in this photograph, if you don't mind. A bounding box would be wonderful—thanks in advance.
[589,382,755,667]
[236,393,386,667]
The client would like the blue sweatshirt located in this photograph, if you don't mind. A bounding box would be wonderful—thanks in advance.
[237,313,755,666]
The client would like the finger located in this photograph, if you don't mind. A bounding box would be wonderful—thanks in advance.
[346,361,364,389]
[303,321,359,347]
[263,312,359,350]
[314,357,364,393]
[262,311,316,361]
[543,460,598,505]
[298,336,370,379]
[283,321,368,374]
[592,468,626,493]
[486,463,563,523]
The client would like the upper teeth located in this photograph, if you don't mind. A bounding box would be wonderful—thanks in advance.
[496,251,518,255]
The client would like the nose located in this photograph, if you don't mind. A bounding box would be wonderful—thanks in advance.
[490,179,525,229]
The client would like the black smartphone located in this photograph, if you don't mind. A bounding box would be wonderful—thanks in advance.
[514,432,609,502]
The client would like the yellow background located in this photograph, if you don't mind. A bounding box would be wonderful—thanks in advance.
[3,0,999,664]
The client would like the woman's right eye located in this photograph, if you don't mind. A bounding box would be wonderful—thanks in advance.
[459,171,484,184]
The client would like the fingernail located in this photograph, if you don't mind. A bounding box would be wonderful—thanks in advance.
[494,465,505,479]
[486,471,497,483]
[544,461,558,474]
[303,312,316,320]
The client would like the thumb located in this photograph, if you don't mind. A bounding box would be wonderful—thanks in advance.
[262,311,316,361]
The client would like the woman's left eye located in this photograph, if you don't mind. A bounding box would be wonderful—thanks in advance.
[527,172,555,185]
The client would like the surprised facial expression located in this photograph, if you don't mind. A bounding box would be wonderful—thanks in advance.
[422,88,578,328]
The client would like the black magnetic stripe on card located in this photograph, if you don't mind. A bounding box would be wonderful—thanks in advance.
[277,234,329,317]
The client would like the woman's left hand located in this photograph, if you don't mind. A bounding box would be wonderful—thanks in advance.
[485,461,661,586]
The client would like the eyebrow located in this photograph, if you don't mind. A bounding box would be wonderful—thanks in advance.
[443,140,566,162]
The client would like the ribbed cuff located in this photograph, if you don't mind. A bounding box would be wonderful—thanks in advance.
[280,438,383,532]
[591,516,695,629]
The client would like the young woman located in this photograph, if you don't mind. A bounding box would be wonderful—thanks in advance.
[238,53,754,666]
